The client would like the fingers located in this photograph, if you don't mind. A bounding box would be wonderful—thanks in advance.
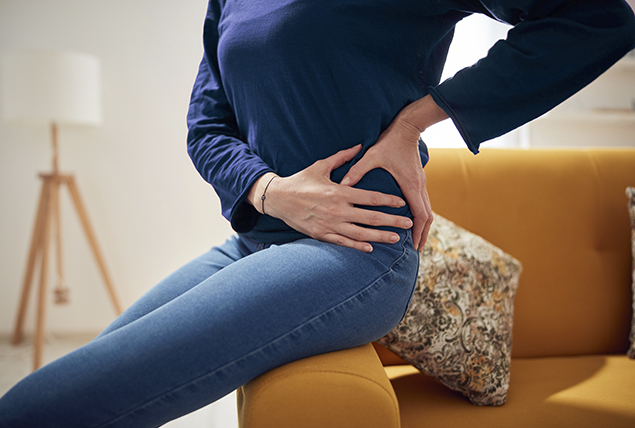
[418,187,434,251]
[323,234,375,253]
[412,217,425,251]
[395,171,433,251]
[323,222,408,254]
[322,144,363,172]
[403,184,433,252]
[345,187,406,209]
[419,213,433,251]
[398,180,424,247]
[350,207,413,230]
[340,150,377,187]
[303,204,413,253]
[275,144,421,253]
[409,203,433,252]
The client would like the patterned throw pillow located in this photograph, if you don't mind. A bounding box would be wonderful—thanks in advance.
[627,187,635,360]
[378,214,522,406]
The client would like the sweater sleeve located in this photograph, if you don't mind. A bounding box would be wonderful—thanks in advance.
[186,1,273,233]
[429,0,635,153]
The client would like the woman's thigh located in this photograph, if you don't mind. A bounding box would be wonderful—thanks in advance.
[96,235,253,338]
[0,230,418,428]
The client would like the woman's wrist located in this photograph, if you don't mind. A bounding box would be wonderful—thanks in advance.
[398,94,449,133]
[247,172,280,215]
[245,96,445,216]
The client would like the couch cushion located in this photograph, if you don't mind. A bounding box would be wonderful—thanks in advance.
[425,148,635,357]
[627,187,635,359]
[237,344,399,428]
[387,355,635,428]
[377,214,521,406]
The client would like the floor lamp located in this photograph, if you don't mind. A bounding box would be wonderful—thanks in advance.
[1,50,122,371]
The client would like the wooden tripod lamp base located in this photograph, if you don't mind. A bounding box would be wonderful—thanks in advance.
[12,125,123,371]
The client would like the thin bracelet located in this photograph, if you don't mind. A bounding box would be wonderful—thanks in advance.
[260,176,276,215]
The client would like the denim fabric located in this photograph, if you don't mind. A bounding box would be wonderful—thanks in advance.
[0,230,418,428]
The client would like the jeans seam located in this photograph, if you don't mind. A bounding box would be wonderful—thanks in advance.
[97,235,412,428]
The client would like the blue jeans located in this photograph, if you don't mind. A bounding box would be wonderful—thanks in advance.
[0,230,418,427]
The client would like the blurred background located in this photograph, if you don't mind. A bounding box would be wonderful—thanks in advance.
[0,1,633,427]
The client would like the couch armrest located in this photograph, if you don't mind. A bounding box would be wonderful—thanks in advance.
[237,343,400,428]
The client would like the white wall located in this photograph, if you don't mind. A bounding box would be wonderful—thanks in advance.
[425,11,635,150]
[528,57,635,147]
[0,2,631,427]
[1,1,633,339]
[0,0,234,337]
[424,14,519,149]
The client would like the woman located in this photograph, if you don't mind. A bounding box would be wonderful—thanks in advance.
[1,0,634,426]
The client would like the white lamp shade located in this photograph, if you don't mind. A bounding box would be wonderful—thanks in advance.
[1,50,102,126]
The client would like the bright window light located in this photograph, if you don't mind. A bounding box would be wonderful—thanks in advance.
[424,14,512,149]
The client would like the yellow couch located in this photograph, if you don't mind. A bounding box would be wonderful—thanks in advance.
[237,148,635,428]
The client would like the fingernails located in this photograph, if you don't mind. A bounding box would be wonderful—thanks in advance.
[364,244,373,252]
[390,234,400,243]
[341,177,351,186]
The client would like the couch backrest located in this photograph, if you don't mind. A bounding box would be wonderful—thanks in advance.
[425,148,635,358]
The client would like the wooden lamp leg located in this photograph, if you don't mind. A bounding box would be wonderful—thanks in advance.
[50,124,69,304]
[51,174,69,304]
[64,176,123,315]
[12,176,52,346]
[33,177,55,371]
[12,175,55,371]
[13,124,122,371]
[13,172,122,371]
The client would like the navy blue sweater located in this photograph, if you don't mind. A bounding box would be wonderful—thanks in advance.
[187,0,635,244]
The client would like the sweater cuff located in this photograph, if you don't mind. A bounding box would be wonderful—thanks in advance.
[229,169,274,233]
[428,86,480,155]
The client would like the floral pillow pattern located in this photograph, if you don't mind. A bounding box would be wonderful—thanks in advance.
[378,214,522,406]
[627,187,635,360]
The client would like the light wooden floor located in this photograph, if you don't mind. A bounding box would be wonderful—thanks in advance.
[0,334,238,428]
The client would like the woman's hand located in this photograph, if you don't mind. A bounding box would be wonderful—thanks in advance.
[340,95,448,251]
[247,145,414,253]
